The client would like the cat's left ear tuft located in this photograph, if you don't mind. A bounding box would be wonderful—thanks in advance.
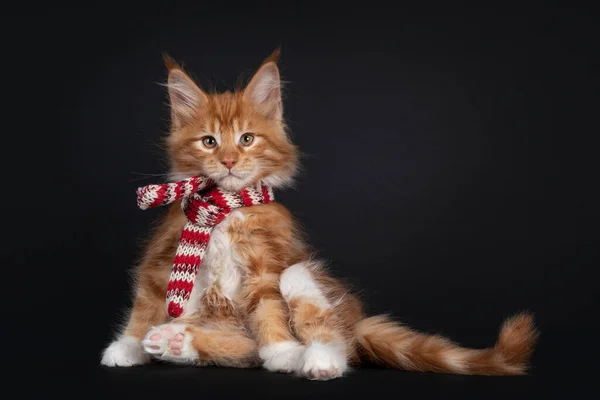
[243,49,283,120]
[162,55,208,130]
[261,47,281,65]
[162,52,181,71]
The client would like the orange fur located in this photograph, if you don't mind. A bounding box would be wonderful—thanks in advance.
[122,202,186,339]
[106,51,538,377]
[356,313,538,375]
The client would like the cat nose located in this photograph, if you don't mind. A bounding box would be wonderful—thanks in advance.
[221,160,236,169]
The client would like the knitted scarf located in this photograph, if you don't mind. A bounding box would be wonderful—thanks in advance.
[136,176,274,318]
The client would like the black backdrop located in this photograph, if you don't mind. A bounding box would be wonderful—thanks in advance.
[4,2,597,398]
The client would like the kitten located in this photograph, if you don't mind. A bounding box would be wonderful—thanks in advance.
[100,50,538,380]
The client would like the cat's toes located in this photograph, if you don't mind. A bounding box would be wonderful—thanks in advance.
[300,341,347,381]
[142,324,198,364]
[168,333,185,356]
[259,341,305,373]
[101,335,150,367]
[142,325,172,355]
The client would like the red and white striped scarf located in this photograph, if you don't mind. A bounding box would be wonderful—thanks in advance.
[136,176,274,318]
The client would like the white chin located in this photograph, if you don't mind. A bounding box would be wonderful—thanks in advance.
[218,175,250,191]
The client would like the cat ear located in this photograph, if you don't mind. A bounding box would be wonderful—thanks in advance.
[243,49,283,120]
[162,54,208,129]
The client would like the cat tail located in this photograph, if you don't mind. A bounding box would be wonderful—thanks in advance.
[355,312,538,375]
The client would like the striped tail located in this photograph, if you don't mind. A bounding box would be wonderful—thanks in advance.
[356,312,538,375]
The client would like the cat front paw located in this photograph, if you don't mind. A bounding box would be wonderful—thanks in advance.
[300,341,347,380]
[101,335,150,367]
[142,324,198,364]
[259,340,305,373]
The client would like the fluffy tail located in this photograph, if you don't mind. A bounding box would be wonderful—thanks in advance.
[355,312,538,375]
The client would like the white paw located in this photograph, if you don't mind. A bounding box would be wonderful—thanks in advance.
[100,335,150,367]
[259,341,306,373]
[300,341,347,380]
[142,323,198,364]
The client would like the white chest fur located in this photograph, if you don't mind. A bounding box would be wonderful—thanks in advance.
[180,210,245,317]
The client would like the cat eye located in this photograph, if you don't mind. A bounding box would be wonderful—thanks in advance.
[240,133,255,146]
[202,136,217,149]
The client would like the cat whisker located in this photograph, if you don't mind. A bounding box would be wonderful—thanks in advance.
[129,172,169,176]
[128,171,170,182]
[181,149,204,163]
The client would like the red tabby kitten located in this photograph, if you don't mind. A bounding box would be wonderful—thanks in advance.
[101,50,538,380]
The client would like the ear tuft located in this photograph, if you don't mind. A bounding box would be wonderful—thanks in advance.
[243,50,283,120]
[261,47,281,66]
[162,53,181,71]
[165,64,208,130]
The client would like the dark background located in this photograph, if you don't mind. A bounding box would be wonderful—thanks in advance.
[4,2,598,398]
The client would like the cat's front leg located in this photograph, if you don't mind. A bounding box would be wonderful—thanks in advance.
[280,261,351,380]
[243,272,305,373]
[101,283,167,367]
[102,203,186,367]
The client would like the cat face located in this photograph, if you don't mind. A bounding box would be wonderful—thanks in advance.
[164,50,299,191]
